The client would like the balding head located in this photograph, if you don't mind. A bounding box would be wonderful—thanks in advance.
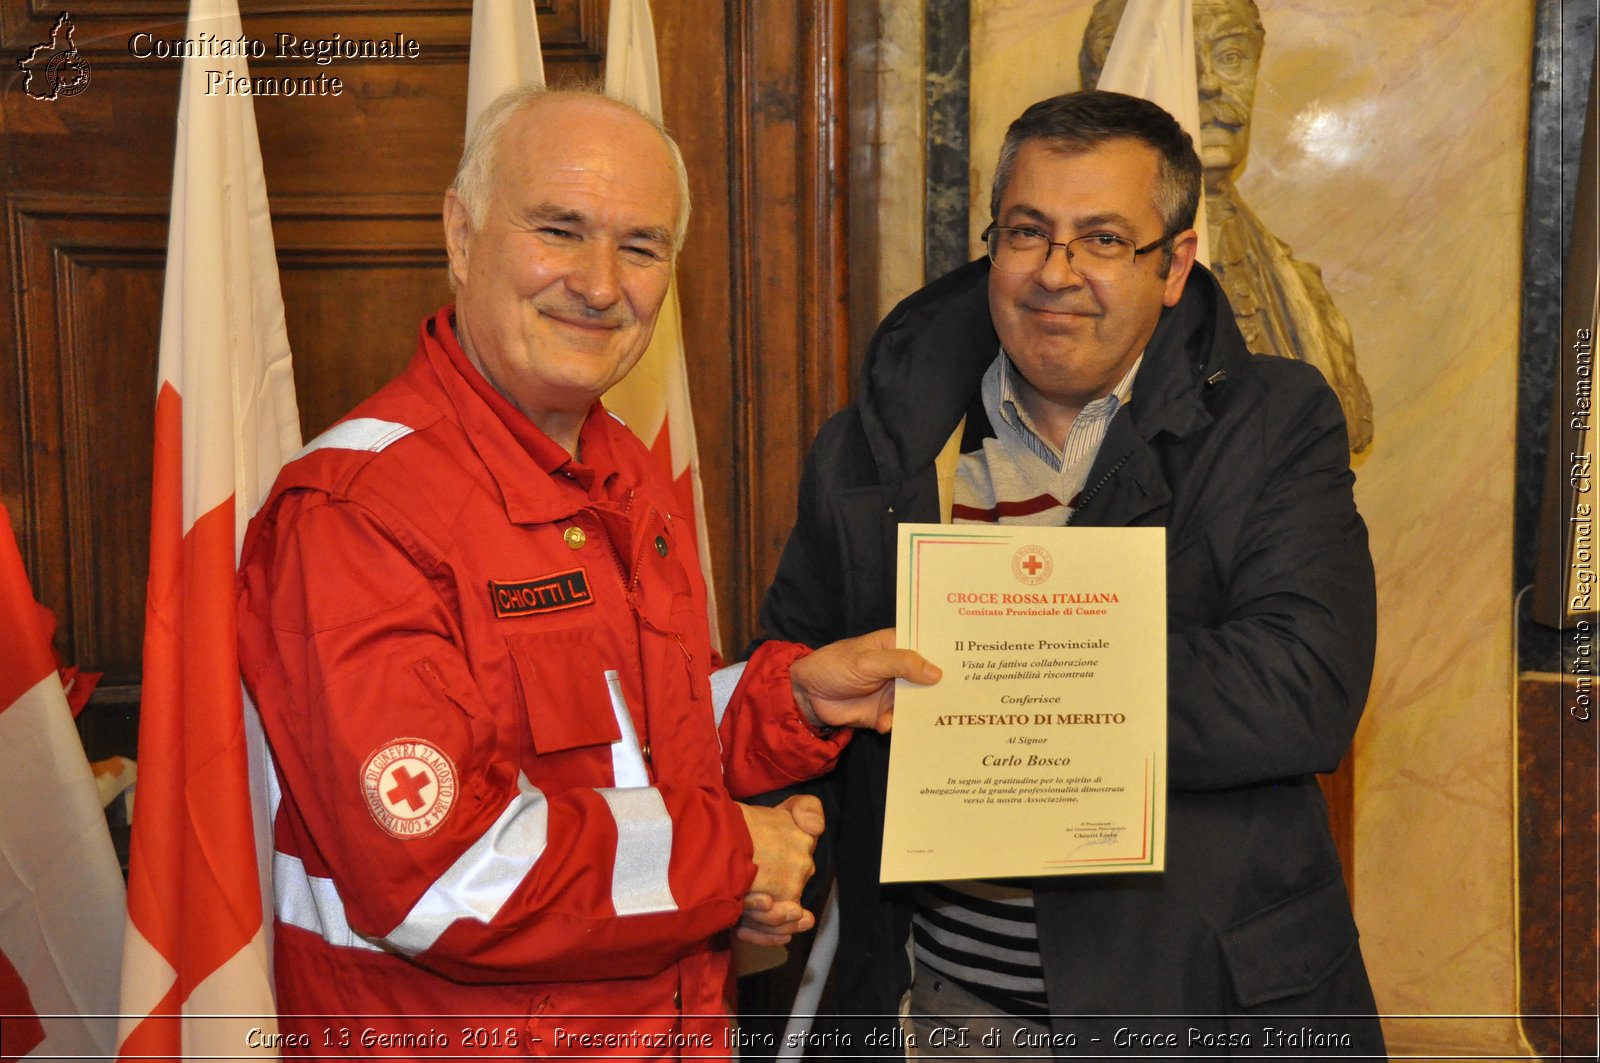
[440,86,684,453]
[450,85,691,252]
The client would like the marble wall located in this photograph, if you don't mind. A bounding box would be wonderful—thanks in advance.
[868,0,1540,1056]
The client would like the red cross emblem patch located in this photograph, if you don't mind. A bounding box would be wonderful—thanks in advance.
[361,739,457,838]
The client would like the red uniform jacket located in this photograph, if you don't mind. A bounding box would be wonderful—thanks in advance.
[237,309,846,1058]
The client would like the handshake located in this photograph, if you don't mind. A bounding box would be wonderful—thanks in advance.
[733,628,943,946]
[736,795,827,946]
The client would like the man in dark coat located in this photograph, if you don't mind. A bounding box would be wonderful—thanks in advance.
[758,91,1386,1058]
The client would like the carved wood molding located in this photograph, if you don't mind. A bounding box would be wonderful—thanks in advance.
[723,0,850,645]
[8,201,169,678]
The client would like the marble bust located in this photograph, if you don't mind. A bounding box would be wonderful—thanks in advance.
[1081,0,1374,452]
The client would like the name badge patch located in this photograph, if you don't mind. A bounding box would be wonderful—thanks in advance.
[490,568,593,618]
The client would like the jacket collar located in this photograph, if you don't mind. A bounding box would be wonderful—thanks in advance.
[410,307,636,526]
[1122,261,1245,443]
[856,259,1248,487]
[859,258,998,485]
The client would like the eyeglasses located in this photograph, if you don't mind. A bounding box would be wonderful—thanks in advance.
[981,223,1172,281]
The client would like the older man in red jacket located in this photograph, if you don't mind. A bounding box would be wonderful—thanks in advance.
[237,86,937,1058]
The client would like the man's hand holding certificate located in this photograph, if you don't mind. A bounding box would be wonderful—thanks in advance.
[881,524,1167,882]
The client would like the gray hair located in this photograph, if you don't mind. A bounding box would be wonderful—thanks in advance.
[989,91,1202,273]
[450,82,692,252]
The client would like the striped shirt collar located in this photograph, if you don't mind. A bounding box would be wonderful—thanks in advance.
[991,348,1142,473]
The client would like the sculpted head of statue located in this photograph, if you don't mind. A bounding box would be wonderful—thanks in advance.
[1079,0,1266,185]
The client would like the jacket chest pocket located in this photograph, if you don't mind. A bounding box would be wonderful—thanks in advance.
[627,510,698,627]
[505,629,623,759]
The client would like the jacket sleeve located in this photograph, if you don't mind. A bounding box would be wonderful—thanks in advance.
[1165,373,1377,790]
[238,492,756,985]
[714,640,851,799]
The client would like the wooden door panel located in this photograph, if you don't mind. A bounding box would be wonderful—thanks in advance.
[669,0,850,646]
[272,209,451,437]
[1,3,602,691]
[9,203,168,686]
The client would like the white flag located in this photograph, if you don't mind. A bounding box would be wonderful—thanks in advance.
[1098,0,1211,265]
[466,0,545,133]
[116,0,300,1057]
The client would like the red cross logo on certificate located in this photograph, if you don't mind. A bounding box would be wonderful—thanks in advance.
[1012,544,1053,586]
[362,740,457,838]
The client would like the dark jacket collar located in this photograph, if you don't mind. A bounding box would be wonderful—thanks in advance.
[855,258,1249,485]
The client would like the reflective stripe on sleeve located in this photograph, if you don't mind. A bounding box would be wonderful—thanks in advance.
[710,660,747,729]
[604,669,650,788]
[276,770,675,956]
[383,773,550,956]
[596,786,678,916]
[274,850,384,953]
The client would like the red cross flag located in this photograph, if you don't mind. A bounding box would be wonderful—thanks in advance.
[115,0,301,1056]
[603,0,722,651]
[0,504,125,1061]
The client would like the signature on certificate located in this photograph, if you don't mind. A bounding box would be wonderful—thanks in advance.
[1067,822,1126,855]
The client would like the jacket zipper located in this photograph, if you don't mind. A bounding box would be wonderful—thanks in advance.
[600,492,701,703]
[594,489,671,754]
[1066,453,1130,525]
[635,508,699,699]
[600,489,640,593]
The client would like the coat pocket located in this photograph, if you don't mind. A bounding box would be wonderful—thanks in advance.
[1218,873,1359,1006]
[505,629,623,754]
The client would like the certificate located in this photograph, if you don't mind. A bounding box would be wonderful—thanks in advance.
[881,524,1166,882]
